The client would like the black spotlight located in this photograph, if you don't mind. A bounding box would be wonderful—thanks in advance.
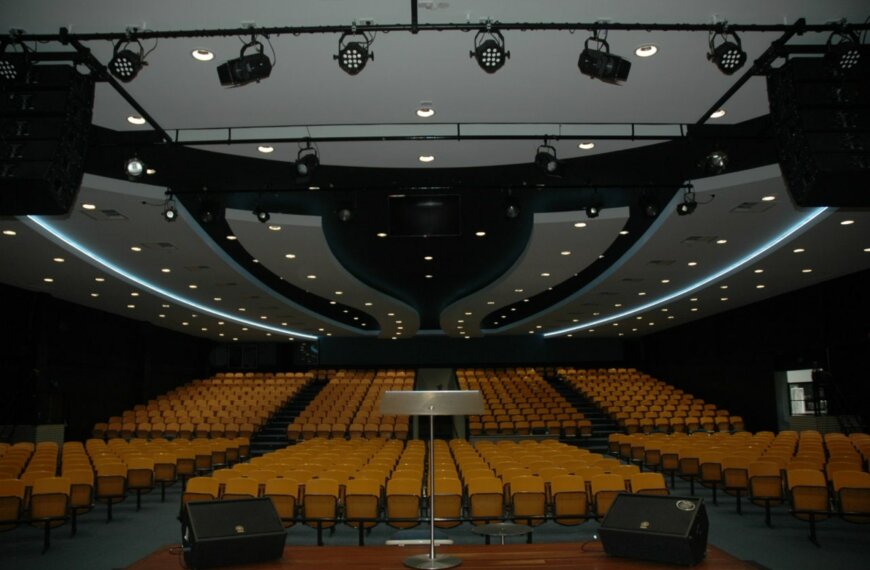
[0,40,26,81]
[253,207,270,223]
[296,143,319,178]
[163,197,178,222]
[586,205,600,219]
[335,32,373,75]
[505,199,520,219]
[534,144,559,175]
[578,33,631,84]
[337,207,353,222]
[108,40,146,82]
[125,157,145,180]
[470,29,509,73]
[217,38,272,87]
[705,150,729,174]
[707,31,747,75]
[641,197,660,218]
[676,189,698,216]
[826,30,862,73]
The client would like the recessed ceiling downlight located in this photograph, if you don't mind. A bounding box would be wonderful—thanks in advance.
[578,142,595,150]
[126,115,146,125]
[416,107,435,118]
[710,108,727,119]
[418,155,435,163]
[258,145,274,154]
[635,44,658,57]
[191,49,214,62]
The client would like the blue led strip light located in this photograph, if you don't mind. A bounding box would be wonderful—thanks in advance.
[544,206,828,337]
[27,215,319,341]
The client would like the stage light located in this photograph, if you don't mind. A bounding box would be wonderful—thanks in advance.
[470,29,509,73]
[0,39,27,81]
[296,142,319,178]
[337,207,353,222]
[217,38,272,87]
[125,157,145,179]
[826,30,862,72]
[578,33,631,84]
[707,31,747,75]
[253,207,270,223]
[534,144,559,175]
[108,40,147,82]
[162,196,178,222]
[705,150,729,174]
[335,31,373,75]
[505,199,520,219]
[586,205,600,219]
[640,196,660,218]
[676,188,697,216]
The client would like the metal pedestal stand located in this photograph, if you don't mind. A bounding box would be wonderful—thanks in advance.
[381,390,484,570]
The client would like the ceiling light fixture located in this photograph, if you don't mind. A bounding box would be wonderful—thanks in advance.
[257,145,274,154]
[296,141,319,178]
[707,29,747,75]
[0,36,28,81]
[253,206,270,223]
[578,30,631,84]
[108,37,148,82]
[534,142,559,175]
[704,150,729,174]
[335,30,374,75]
[126,115,146,125]
[640,195,660,217]
[416,104,435,118]
[125,156,145,179]
[709,108,727,119]
[418,155,435,163]
[191,48,214,62]
[217,36,273,87]
[162,194,178,222]
[676,187,698,216]
[578,142,595,150]
[470,26,509,73]
[826,30,862,73]
[586,205,600,219]
[635,44,658,58]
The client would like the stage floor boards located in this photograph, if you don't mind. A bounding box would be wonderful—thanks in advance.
[128,542,760,570]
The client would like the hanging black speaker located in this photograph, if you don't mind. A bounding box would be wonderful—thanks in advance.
[0,62,94,215]
[182,498,286,569]
[599,494,709,566]
[768,57,870,207]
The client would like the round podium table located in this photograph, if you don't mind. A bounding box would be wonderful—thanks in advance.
[471,522,533,545]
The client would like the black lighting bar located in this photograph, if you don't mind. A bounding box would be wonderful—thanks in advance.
[12,20,870,43]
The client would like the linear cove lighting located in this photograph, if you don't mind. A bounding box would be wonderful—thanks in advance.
[544,207,828,337]
[26,216,318,340]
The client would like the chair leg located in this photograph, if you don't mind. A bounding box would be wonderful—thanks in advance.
[711,485,718,506]
[316,521,323,547]
[136,490,142,511]
[42,524,51,553]
[71,510,78,536]
[689,477,695,496]
[160,483,167,502]
[808,514,820,547]
[764,500,772,528]
[106,500,113,523]
[735,491,742,515]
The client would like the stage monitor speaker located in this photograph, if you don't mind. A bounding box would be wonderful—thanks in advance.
[599,494,708,566]
[768,57,870,207]
[0,63,94,215]
[182,498,286,569]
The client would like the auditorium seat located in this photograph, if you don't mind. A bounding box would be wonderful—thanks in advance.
[264,477,299,528]
[0,478,25,532]
[222,477,260,500]
[29,476,71,551]
[832,470,870,524]
[344,478,381,531]
[788,468,831,544]
[95,463,127,522]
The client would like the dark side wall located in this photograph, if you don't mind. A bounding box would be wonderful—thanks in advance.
[0,283,215,440]
[636,269,870,432]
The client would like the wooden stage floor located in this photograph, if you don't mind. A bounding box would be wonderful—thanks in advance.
[128,542,761,570]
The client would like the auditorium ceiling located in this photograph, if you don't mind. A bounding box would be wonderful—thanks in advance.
[1,1,868,343]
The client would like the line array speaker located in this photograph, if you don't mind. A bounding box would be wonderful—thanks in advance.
[768,57,870,207]
[0,61,94,215]
[182,498,286,569]
[599,494,709,566]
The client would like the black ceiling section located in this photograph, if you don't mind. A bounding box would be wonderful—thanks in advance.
[83,113,784,335]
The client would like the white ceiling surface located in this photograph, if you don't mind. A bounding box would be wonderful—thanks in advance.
[524,165,870,338]
[2,2,869,343]
[226,209,420,339]
[440,207,630,337]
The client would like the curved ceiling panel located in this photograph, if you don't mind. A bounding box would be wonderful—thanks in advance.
[226,209,420,338]
[441,207,630,337]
